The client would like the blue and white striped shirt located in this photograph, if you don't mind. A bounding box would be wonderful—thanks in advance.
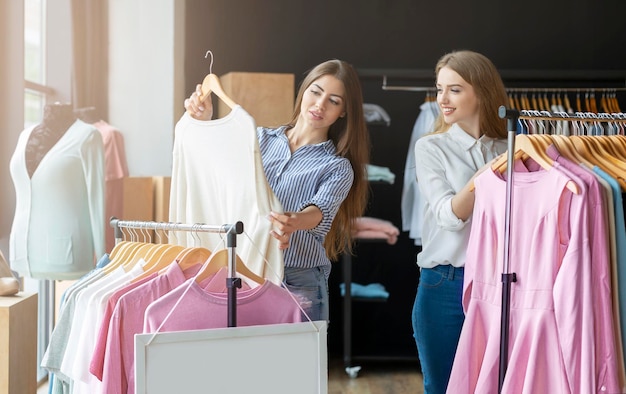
[258,126,354,276]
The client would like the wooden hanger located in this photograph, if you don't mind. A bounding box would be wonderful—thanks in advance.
[141,244,186,273]
[593,135,625,160]
[175,247,213,271]
[549,134,586,164]
[120,242,160,272]
[103,240,146,274]
[513,94,522,111]
[108,225,140,262]
[199,73,237,109]
[563,93,573,113]
[531,94,539,111]
[194,249,264,285]
[198,50,237,109]
[491,134,579,194]
[508,94,516,110]
[572,135,626,190]
[607,135,626,158]
[612,93,620,113]
[108,240,128,261]
[543,92,552,111]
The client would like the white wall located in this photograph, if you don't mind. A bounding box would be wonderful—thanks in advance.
[108,0,186,177]
[0,1,24,256]
[0,1,184,256]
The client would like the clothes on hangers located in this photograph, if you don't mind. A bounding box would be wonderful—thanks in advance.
[169,108,284,284]
[362,103,391,126]
[42,237,302,394]
[92,120,129,252]
[62,262,146,393]
[448,138,624,393]
[143,277,301,333]
[401,100,439,246]
[96,262,249,394]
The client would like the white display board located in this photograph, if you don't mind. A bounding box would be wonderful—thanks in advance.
[135,321,327,394]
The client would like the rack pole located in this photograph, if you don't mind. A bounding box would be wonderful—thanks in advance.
[226,222,244,327]
[498,106,519,393]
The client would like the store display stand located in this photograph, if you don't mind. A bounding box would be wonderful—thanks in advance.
[110,217,243,326]
[110,217,328,393]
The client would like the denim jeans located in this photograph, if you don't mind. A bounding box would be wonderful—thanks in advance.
[412,265,465,394]
[283,266,329,322]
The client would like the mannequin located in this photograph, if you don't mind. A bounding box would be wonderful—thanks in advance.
[9,102,105,280]
[25,102,77,178]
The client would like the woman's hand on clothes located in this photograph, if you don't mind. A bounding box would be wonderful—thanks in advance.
[452,157,500,221]
[269,211,296,250]
[184,84,213,121]
[268,207,323,250]
[472,156,499,182]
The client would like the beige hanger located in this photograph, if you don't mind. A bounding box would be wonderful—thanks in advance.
[175,247,212,272]
[198,50,237,109]
[194,249,264,285]
[573,135,626,190]
[550,134,586,164]
[104,226,147,275]
[491,134,579,194]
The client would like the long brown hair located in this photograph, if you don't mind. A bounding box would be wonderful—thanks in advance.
[432,50,508,139]
[287,59,370,260]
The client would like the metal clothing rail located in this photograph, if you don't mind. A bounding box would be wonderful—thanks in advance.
[497,107,520,393]
[518,110,626,123]
[357,68,626,92]
[109,217,244,327]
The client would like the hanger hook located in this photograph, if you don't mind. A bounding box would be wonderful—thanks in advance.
[205,50,214,74]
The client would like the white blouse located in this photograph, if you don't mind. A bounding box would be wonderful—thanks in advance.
[413,123,507,269]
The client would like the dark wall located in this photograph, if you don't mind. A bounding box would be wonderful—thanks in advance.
[183,0,626,360]
[185,0,626,84]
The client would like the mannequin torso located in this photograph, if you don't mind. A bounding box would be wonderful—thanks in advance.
[25,103,76,178]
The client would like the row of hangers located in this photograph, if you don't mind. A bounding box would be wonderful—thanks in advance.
[105,223,264,286]
[491,132,626,192]
[507,89,623,114]
[421,88,624,115]
[518,110,626,137]
[198,50,237,109]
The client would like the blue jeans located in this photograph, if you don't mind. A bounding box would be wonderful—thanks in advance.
[412,265,465,394]
[283,266,329,322]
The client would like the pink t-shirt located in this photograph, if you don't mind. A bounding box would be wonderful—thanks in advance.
[99,262,202,394]
[143,279,302,334]
[89,272,157,380]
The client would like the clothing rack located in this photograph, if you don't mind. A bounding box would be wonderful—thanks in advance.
[357,68,626,92]
[518,110,626,123]
[109,217,244,327]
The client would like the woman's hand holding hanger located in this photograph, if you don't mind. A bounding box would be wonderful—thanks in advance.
[184,84,213,121]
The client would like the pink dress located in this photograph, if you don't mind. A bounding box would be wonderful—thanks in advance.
[447,160,609,393]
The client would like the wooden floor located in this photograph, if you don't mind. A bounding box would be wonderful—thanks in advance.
[38,356,424,394]
[328,356,424,394]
